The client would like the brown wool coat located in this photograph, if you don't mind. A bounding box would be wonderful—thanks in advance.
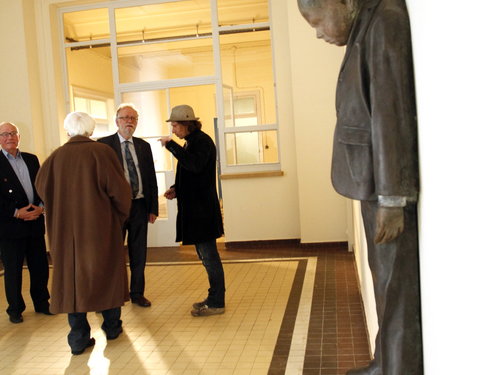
[35,136,132,314]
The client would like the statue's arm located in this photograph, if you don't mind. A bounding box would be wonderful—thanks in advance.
[376,195,405,244]
[368,9,418,245]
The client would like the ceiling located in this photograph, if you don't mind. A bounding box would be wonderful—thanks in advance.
[63,0,269,43]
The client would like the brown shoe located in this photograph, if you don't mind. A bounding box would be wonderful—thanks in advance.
[191,305,225,317]
[131,296,151,307]
[192,299,208,310]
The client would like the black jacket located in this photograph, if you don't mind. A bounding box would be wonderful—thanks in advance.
[98,134,158,216]
[0,151,45,239]
[166,129,223,245]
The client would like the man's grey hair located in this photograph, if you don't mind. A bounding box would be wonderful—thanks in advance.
[64,112,96,137]
[116,103,139,118]
[0,122,19,133]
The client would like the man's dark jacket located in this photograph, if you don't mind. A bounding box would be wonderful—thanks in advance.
[0,151,45,238]
[166,129,223,245]
[97,134,158,216]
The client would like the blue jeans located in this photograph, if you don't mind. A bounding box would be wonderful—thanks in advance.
[195,240,225,308]
[67,307,122,351]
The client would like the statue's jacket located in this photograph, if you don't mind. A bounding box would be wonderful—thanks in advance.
[332,0,419,201]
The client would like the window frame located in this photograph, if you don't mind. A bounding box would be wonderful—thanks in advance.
[58,0,281,175]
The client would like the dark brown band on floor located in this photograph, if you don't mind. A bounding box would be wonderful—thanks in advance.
[267,258,307,374]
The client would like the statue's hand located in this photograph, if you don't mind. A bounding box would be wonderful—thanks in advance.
[375,207,404,244]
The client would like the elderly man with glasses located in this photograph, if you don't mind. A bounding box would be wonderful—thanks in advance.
[0,121,51,324]
[98,104,158,308]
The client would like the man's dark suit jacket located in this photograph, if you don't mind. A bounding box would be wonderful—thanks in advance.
[332,0,419,202]
[97,134,158,216]
[0,151,45,239]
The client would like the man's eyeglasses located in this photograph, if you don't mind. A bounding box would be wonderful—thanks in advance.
[117,116,138,122]
[0,131,19,138]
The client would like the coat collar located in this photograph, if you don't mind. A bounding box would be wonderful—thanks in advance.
[67,135,94,144]
[340,0,382,73]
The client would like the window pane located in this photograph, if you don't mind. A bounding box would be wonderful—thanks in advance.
[220,30,276,125]
[66,46,114,93]
[156,172,168,219]
[234,117,257,127]
[115,1,211,44]
[63,8,109,42]
[120,84,217,144]
[89,99,108,119]
[118,38,214,83]
[217,0,269,27]
[66,46,116,139]
[73,97,88,112]
[234,97,255,116]
[223,86,234,127]
[120,90,171,139]
[226,130,278,166]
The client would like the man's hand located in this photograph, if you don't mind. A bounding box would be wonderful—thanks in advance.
[164,187,176,200]
[17,204,43,221]
[159,136,172,147]
[375,207,404,244]
[148,214,157,224]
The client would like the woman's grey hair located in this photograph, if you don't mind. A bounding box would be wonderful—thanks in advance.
[64,112,96,137]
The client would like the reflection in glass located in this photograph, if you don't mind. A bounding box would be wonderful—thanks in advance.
[220,30,276,126]
[120,84,217,170]
[223,85,234,127]
[144,137,172,172]
[217,0,269,27]
[63,8,109,42]
[226,131,278,165]
[66,46,115,138]
[156,172,168,219]
[115,1,211,44]
[66,47,113,91]
[118,38,214,83]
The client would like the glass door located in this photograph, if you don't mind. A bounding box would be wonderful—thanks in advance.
[121,84,217,247]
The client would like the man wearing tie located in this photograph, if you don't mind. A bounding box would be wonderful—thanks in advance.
[98,104,158,307]
[0,122,51,323]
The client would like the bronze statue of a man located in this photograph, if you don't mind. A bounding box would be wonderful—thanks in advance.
[297,0,422,374]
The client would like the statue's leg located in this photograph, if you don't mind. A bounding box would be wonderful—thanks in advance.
[352,201,423,375]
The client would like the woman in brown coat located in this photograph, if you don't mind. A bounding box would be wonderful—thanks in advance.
[35,112,131,355]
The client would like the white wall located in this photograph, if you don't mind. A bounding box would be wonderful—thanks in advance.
[286,0,349,243]
[221,0,349,244]
[351,200,377,350]
[0,0,45,156]
[408,1,480,373]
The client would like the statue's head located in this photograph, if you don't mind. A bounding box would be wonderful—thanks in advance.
[297,0,359,46]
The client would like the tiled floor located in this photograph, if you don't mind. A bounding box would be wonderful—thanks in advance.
[0,243,371,374]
